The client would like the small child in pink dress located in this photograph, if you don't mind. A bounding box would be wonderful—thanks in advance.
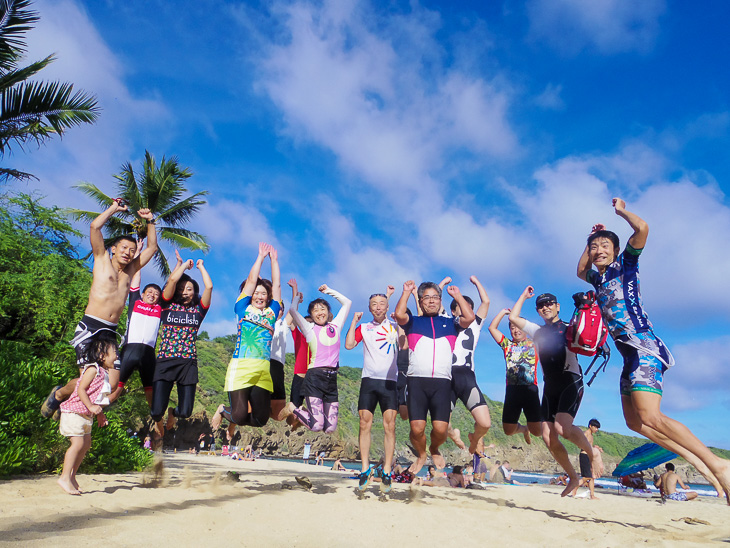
[57,338,115,495]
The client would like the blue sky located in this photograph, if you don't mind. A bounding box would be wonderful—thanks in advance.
[15,0,730,449]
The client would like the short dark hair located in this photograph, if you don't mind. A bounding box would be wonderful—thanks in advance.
[239,277,273,305]
[143,283,162,294]
[307,298,331,317]
[452,465,463,474]
[587,230,620,255]
[111,235,137,248]
[82,337,116,365]
[174,273,200,306]
[588,418,601,429]
[666,462,675,471]
[450,295,474,313]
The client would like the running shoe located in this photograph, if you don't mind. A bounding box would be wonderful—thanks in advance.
[40,385,63,418]
[380,472,392,494]
[357,467,373,491]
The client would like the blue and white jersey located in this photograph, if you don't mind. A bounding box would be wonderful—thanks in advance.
[586,245,674,367]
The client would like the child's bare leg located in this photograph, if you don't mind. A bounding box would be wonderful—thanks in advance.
[71,435,92,492]
[58,436,84,495]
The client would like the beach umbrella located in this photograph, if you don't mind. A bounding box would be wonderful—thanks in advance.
[612,443,677,477]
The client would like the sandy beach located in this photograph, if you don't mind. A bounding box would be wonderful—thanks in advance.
[1,453,728,547]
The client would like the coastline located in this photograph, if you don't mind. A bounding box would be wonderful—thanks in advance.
[1,453,728,547]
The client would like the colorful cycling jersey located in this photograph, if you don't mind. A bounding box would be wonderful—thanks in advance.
[157,299,209,359]
[452,316,484,371]
[292,326,310,375]
[497,335,538,386]
[290,287,352,370]
[232,293,282,361]
[522,319,580,381]
[586,245,674,367]
[354,319,398,381]
[125,286,162,347]
[402,311,460,379]
[271,318,287,363]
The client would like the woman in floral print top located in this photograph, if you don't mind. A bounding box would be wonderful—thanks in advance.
[150,255,213,440]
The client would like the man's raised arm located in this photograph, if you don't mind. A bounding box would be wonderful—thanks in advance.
[134,209,158,270]
[395,281,415,325]
[613,198,649,250]
[508,286,534,330]
[90,200,127,258]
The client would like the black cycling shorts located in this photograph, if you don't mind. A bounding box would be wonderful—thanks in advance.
[502,384,542,424]
[291,374,305,407]
[406,377,452,423]
[119,343,156,388]
[358,377,398,413]
[270,359,286,400]
[541,373,584,423]
[301,368,338,403]
[396,370,408,407]
[450,367,487,412]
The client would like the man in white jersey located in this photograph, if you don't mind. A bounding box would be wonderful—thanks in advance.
[345,287,398,493]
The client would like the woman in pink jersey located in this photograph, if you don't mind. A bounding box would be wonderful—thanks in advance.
[283,278,351,433]
[57,338,116,495]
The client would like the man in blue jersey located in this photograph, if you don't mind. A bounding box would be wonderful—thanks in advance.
[577,197,730,502]
[395,280,474,474]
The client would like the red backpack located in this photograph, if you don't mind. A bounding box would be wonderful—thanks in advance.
[566,291,608,356]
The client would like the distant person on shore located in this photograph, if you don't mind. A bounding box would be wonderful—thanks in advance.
[283,279,352,434]
[316,451,326,466]
[578,418,601,499]
[150,256,212,439]
[42,200,158,419]
[395,280,474,474]
[303,443,311,464]
[491,460,516,484]
[654,463,698,501]
[509,287,595,497]
[488,460,502,482]
[488,307,542,444]
[332,459,347,472]
[211,242,282,431]
[57,339,116,495]
[472,436,489,483]
[578,198,730,502]
[345,286,399,493]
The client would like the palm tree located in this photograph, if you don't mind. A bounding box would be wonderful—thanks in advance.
[68,150,210,275]
[0,0,99,182]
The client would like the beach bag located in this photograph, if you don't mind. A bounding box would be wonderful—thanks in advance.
[565,291,608,356]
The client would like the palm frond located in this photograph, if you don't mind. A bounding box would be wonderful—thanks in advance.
[71,182,114,207]
[0,80,99,155]
[112,161,143,208]
[0,0,38,67]
[159,226,210,252]
[157,191,209,226]
[0,164,35,181]
[153,248,172,277]
[0,55,52,92]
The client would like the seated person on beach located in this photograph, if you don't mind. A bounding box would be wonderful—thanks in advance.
[488,460,501,482]
[332,459,347,472]
[415,465,450,487]
[654,463,698,501]
[550,473,568,486]
[447,465,467,488]
[620,471,647,490]
[492,461,516,484]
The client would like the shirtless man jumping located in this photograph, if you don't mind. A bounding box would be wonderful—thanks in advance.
[41,199,158,417]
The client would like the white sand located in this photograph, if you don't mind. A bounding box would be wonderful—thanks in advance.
[1,453,728,547]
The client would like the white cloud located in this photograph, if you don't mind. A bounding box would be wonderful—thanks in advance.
[18,0,169,208]
[526,0,666,55]
[534,83,564,110]
[662,336,730,412]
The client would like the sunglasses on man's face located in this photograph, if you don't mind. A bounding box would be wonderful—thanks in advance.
[537,301,556,309]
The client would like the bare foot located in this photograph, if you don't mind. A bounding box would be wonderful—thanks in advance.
[408,453,428,475]
[713,461,730,505]
[166,408,176,430]
[590,495,599,500]
[58,477,80,495]
[449,427,466,450]
[226,423,236,441]
[211,404,225,430]
[521,426,532,445]
[561,474,580,497]
[467,432,479,454]
[431,449,446,470]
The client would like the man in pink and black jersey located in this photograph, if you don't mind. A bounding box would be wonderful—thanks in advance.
[345,286,398,493]
[395,280,474,474]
